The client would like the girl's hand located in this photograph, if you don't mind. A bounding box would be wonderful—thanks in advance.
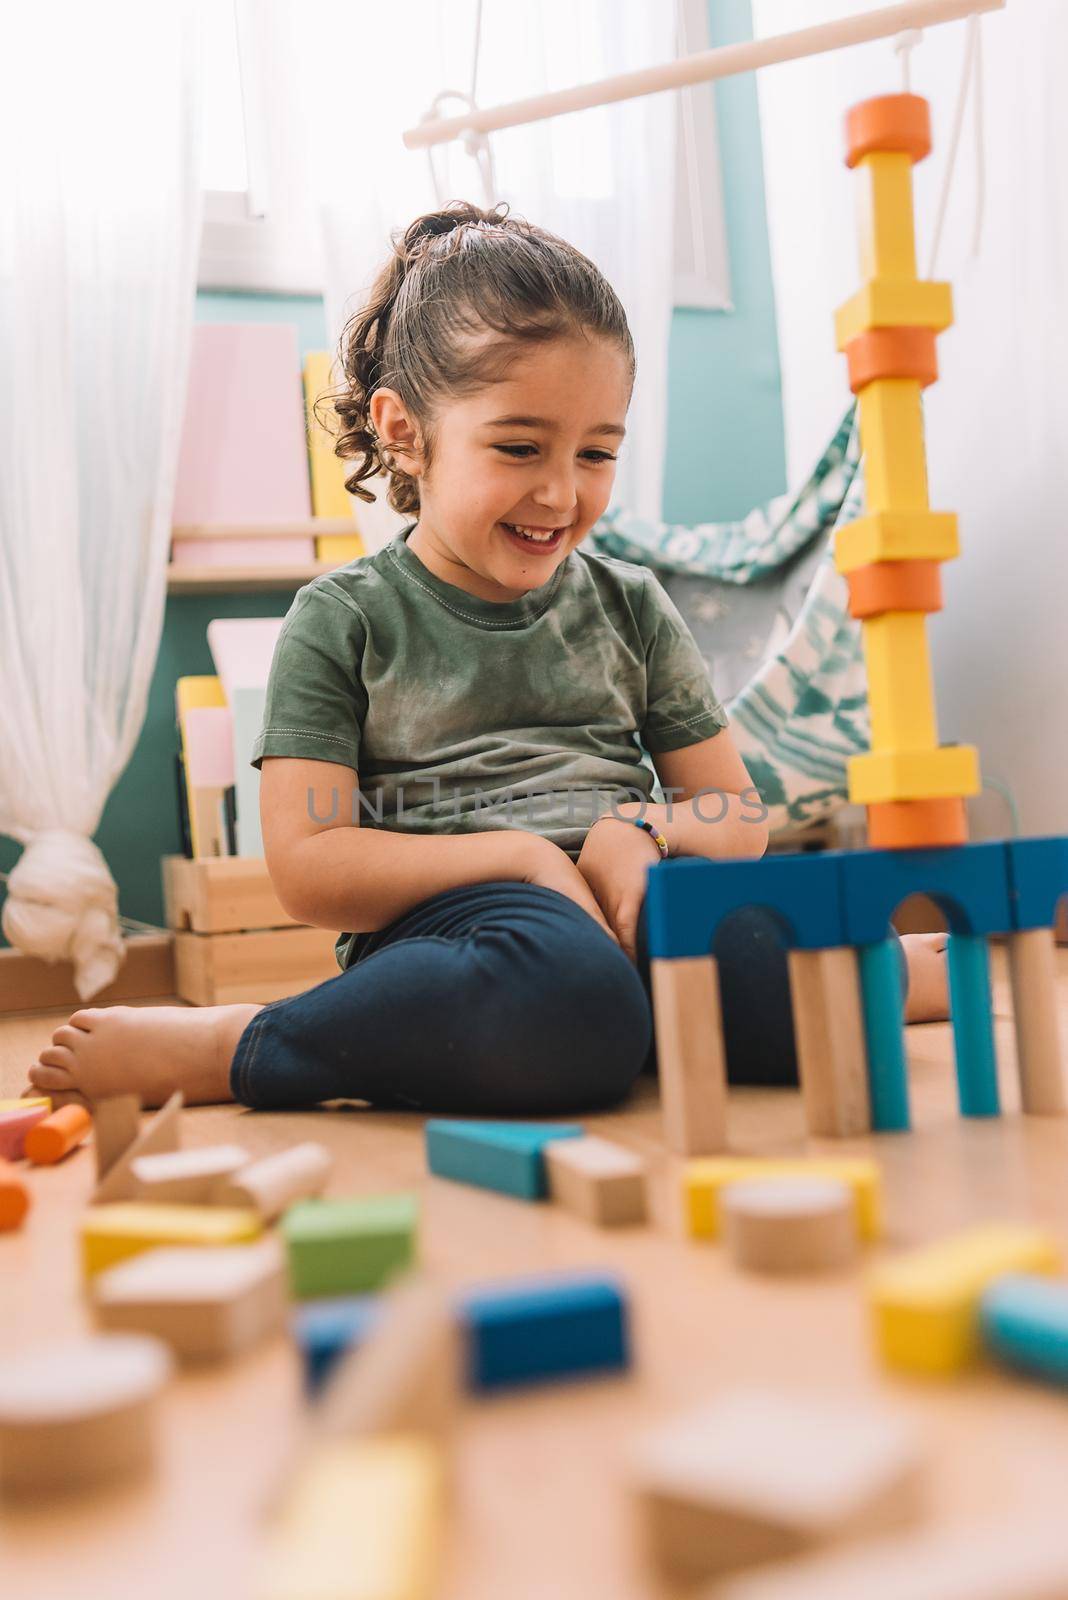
[518,834,621,949]
[575,816,661,964]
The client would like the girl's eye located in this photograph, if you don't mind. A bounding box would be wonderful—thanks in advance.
[493,445,617,462]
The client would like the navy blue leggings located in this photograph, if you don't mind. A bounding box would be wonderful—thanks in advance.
[229,863,908,1114]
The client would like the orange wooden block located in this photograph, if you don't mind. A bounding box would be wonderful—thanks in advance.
[0,1159,31,1231]
[846,94,931,168]
[847,561,942,620]
[845,327,937,394]
[26,1103,92,1166]
[866,797,968,851]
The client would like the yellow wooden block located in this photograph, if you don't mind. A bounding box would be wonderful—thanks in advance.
[835,279,953,349]
[857,153,917,282]
[315,534,365,564]
[868,1224,1061,1375]
[834,510,959,575]
[848,744,980,807]
[175,676,225,717]
[304,352,361,523]
[0,1097,50,1114]
[858,379,929,513]
[683,1159,881,1242]
[259,1435,443,1600]
[81,1203,262,1278]
[863,614,938,752]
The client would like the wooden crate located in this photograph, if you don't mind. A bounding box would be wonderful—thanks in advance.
[161,856,341,1005]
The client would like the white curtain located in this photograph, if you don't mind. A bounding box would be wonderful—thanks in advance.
[752,0,1068,839]
[0,2,206,997]
[293,0,678,527]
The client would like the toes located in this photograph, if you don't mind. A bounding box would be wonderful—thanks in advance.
[52,1024,91,1049]
[69,1009,100,1028]
[29,1060,75,1091]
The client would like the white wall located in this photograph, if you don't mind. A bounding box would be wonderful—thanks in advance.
[752,0,1068,838]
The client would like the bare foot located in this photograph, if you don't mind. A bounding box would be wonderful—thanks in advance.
[902,932,950,1023]
[27,1003,264,1108]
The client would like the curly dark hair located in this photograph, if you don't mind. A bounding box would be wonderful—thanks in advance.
[315,200,636,517]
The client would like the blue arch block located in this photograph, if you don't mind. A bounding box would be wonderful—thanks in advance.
[1005,836,1068,930]
[644,853,846,959]
[839,841,1012,946]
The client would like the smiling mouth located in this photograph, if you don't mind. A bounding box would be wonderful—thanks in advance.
[499,521,568,549]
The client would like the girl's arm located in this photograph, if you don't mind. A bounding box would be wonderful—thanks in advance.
[259,756,616,940]
[638,728,769,861]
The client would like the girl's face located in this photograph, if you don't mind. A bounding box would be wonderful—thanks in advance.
[377,334,631,603]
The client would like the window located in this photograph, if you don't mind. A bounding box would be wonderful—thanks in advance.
[198,0,732,311]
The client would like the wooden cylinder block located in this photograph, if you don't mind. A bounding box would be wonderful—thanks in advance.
[1006,927,1067,1116]
[0,1334,171,1499]
[26,1103,92,1165]
[216,1141,332,1222]
[722,1178,859,1274]
[846,327,938,394]
[847,561,943,620]
[866,797,968,851]
[845,93,932,168]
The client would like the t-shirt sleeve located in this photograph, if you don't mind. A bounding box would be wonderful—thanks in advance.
[639,569,729,754]
[250,585,368,772]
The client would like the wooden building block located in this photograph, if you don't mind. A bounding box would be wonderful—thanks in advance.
[0,1096,50,1114]
[715,1517,1068,1600]
[544,1135,648,1226]
[462,1271,629,1394]
[162,853,296,935]
[81,1202,262,1278]
[92,1238,287,1362]
[834,508,959,574]
[856,151,917,281]
[257,1436,444,1600]
[217,1141,332,1221]
[1006,927,1067,1114]
[650,955,729,1154]
[312,1277,461,1446]
[868,1223,1061,1375]
[684,1158,881,1242]
[292,1296,383,1396]
[0,1102,49,1161]
[0,1157,30,1232]
[129,1143,249,1203]
[848,743,980,806]
[282,1194,417,1300]
[25,1102,92,1165]
[857,377,929,512]
[722,1179,858,1274]
[786,947,871,1137]
[834,277,953,348]
[980,1273,1068,1386]
[424,1120,583,1200]
[862,612,938,751]
[0,1333,171,1499]
[92,1094,142,1180]
[93,1091,183,1204]
[631,1388,922,1585]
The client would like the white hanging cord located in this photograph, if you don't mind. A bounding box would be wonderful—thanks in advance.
[926,14,986,277]
[893,26,924,90]
[420,0,498,211]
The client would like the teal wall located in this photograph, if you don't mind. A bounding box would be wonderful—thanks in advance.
[0,0,784,949]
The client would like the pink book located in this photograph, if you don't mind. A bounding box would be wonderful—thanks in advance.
[172,323,313,565]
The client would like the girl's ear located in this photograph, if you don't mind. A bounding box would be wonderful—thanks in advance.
[369,387,424,476]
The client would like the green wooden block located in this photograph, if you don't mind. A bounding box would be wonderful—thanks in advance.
[281,1193,418,1299]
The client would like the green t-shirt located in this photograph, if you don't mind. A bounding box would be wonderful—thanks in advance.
[251,523,728,969]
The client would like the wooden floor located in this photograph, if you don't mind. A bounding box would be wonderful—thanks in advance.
[3,950,1068,1600]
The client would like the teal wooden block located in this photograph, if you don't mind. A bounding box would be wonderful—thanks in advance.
[946,933,1000,1117]
[981,1274,1068,1385]
[858,938,910,1132]
[425,1120,584,1199]
[281,1193,417,1299]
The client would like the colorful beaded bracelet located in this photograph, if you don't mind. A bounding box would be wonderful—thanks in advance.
[633,816,669,860]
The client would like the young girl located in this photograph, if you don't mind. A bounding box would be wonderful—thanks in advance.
[31,202,948,1113]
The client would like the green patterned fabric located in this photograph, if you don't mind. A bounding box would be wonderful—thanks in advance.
[589,406,870,835]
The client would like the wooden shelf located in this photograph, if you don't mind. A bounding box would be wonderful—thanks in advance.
[167,520,363,594]
[166,561,348,594]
